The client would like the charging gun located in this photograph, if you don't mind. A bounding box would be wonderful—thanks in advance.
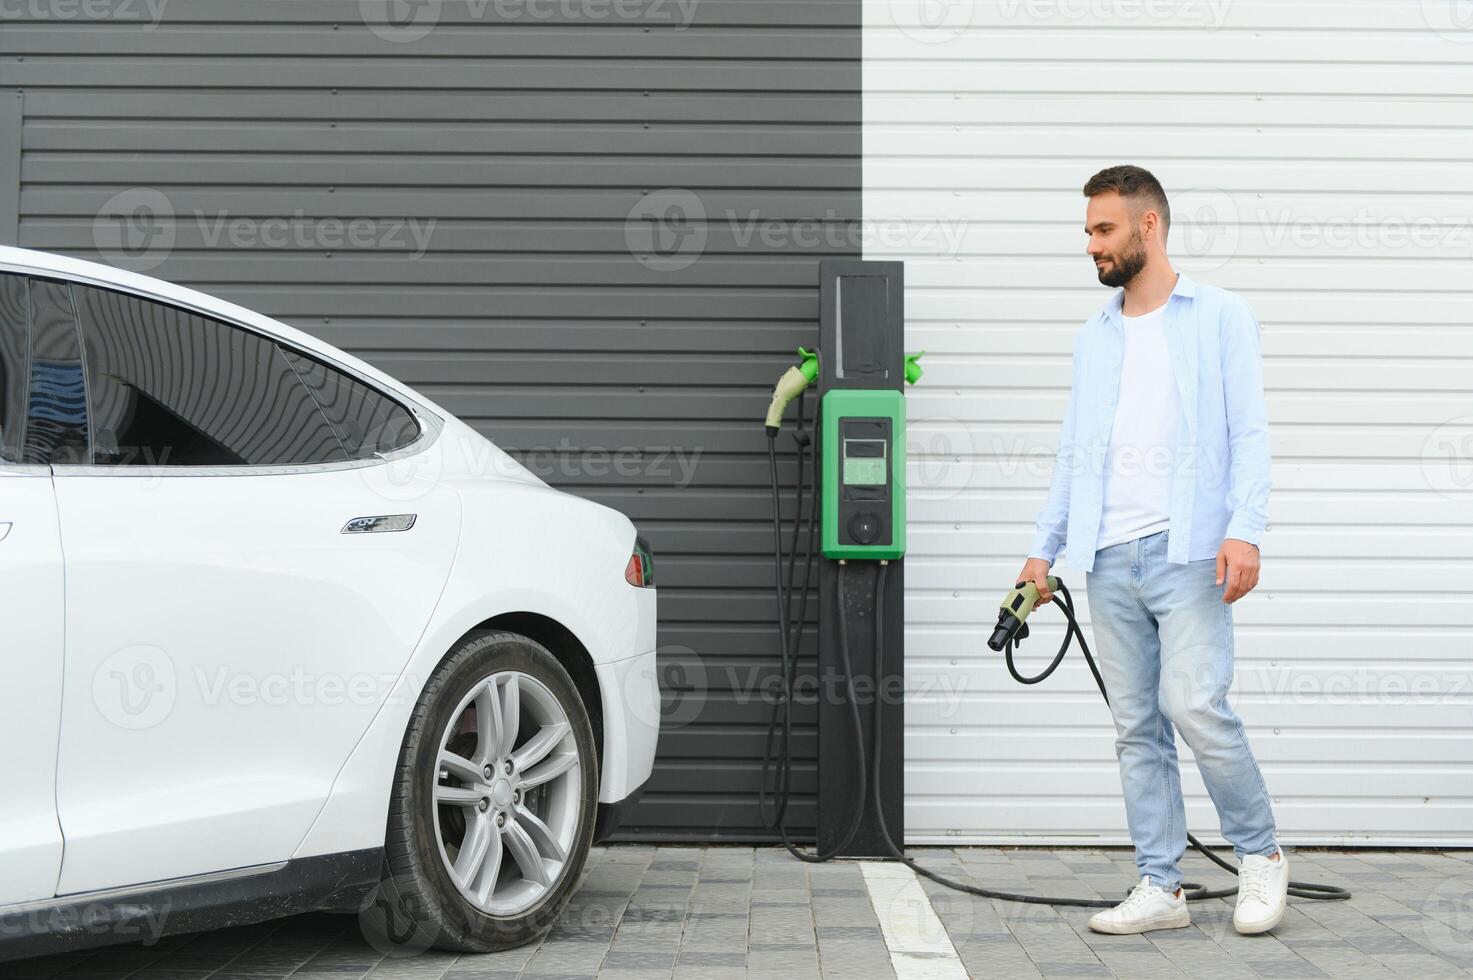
[987,576,1061,651]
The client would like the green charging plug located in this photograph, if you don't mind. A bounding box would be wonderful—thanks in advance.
[904,350,925,385]
[988,576,1062,651]
[764,347,819,433]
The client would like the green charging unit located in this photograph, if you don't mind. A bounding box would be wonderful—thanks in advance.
[821,388,906,560]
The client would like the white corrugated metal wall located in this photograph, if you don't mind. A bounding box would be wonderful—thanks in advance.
[868,1,1473,845]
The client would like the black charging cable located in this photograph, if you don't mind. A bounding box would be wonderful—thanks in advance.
[861,562,1351,906]
[759,386,871,862]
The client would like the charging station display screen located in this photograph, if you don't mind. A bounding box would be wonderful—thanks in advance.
[843,439,887,486]
[823,398,902,558]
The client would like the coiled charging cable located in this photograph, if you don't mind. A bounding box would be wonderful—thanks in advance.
[859,561,1351,907]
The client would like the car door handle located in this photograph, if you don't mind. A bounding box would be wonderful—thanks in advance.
[341,514,416,534]
[0,522,11,542]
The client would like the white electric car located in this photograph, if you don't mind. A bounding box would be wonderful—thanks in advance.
[0,246,660,960]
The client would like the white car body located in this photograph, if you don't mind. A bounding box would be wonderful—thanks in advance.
[0,246,659,937]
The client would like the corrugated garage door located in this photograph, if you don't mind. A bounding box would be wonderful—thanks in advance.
[0,0,860,840]
[870,2,1473,845]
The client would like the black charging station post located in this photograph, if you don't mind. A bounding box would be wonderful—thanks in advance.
[815,259,906,857]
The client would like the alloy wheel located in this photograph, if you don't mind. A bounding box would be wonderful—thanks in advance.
[431,670,582,916]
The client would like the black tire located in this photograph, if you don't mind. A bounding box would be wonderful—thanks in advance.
[371,629,598,953]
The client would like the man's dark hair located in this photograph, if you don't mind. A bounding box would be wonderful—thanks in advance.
[1083,165,1170,240]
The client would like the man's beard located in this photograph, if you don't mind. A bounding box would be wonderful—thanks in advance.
[1095,229,1147,287]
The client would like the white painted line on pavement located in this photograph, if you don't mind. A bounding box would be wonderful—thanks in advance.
[860,860,970,980]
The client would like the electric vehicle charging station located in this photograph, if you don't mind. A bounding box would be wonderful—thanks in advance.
[760,259,1349,909]
[814,260,912,858]
[759,258,917,861]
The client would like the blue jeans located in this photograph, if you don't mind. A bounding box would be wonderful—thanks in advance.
[1084,528,1278,891]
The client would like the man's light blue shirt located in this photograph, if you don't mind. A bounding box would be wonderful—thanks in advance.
[1028,272,1272,573]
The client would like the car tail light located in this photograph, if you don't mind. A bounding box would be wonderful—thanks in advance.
[625,535,655,588]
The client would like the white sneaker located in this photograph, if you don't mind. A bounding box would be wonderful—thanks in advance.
[1088,877,1190,934]
[1234,850,1289,934]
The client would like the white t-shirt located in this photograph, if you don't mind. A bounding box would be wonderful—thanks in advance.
[1096,301,1180,552]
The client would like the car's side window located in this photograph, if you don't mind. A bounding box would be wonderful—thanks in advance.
[71,284,350,467]
[279,347,421,458]
[24,278,90,466]
[0,274,27,463]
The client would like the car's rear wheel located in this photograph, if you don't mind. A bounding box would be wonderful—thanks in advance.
[374,629,597,952]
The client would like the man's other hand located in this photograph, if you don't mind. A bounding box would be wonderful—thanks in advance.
[1216,538,1261,603]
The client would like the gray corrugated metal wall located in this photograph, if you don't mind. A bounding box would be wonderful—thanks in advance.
[0,0,860,840]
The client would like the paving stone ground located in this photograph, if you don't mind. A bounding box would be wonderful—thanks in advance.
[11,846,1473,979]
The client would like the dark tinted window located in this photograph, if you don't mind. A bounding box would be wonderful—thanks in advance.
[25,279,89,466]
[72,285,350,467]
[0,275,26,463]
[280,348,419,458]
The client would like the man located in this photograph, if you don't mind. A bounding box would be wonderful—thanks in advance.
[1017,165,1287,935]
